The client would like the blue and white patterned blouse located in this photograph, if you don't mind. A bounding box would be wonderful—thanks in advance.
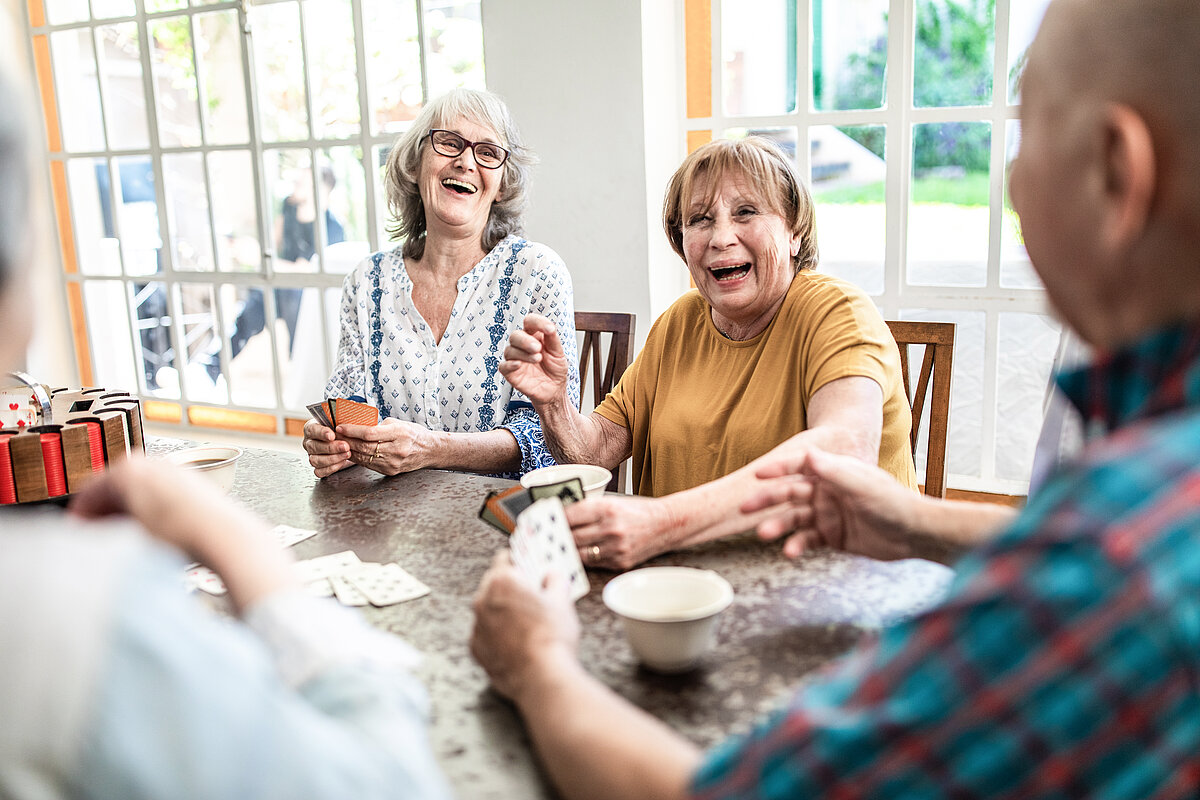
[325,235,579,477]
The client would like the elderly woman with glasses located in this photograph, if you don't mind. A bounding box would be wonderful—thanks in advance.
[303,88,578,479]
[501,136,914,569]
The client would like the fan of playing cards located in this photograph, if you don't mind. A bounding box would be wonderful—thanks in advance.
[308,397,379,429]
[510,497,589,602]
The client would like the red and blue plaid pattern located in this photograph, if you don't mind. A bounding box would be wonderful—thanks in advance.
[692,323,1200,799]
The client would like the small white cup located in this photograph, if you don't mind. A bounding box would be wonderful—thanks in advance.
[165,445,242,493]
[602,567,734,673]
[521,463,612,498]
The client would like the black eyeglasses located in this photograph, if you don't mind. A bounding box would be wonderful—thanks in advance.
[426,129,510,169]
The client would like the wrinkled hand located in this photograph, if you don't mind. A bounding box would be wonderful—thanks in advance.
[742,448,920,561]
[499,314,571,406]
[303,418,353,478]
[470,552,581,701]
[566,494,676,571]
[336,418,435,476]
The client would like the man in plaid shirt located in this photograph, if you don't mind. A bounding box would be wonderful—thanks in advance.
[470,0,1200,797]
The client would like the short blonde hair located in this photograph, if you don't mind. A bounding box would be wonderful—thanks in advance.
[383,88,536,260]
[662,137,818,273]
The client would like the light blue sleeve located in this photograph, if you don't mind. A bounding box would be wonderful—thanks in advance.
[74,545,453,800]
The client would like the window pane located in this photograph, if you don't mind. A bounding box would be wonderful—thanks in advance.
[1008,0,1052,104]
[320,146,369,270]
[173,283,229,404]
[113,156,162,278]
[195,10,249,145]
[93,0,136,23]
[901,308,984,480]
[265,149,318,275]
[996,312,1060,481]
[305,0,361,139]
[1001,120,1039,289]
[145,0,187,12]
[281,287,329,410]
[162,153,215,272]
[251,2,309,143]
[45,0,89,25]
[148,16,203,148]
[84,281,139,391]
[374,143,396,250]
[813,0,887,112]
[722,0,796,116]
[907,121,991,287]
[810,124,885,294]
[95,24,151,150]
[51,30,106,152]
[132,280,175,397]
[362,0,423,135]
[212,283,279,408]
[424,2,485,99]
[67,158,122,276]
[207,150,261,273]
[913,0,994,108]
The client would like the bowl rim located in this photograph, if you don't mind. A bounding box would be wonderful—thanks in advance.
[520,463,612,490]
[602,566,734,623]
[166,445,243,471]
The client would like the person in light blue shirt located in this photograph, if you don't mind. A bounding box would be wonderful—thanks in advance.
[0,63,451,800]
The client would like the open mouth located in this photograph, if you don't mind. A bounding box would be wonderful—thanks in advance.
[710,264,751,282]
[442,178,477,195]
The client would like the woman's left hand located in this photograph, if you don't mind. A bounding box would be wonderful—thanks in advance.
[336,418,436,476]
[566,495,678,570]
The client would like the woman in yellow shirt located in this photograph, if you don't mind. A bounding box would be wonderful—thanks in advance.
[502,137,914,569]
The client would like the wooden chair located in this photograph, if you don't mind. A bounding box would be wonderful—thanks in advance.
[574,311,636,493]
[886,320,955,498]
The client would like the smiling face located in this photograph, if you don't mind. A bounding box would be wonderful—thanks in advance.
[681,170,801,337]
[417,116,505,243]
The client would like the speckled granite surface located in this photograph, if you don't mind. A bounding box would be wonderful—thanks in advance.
[157,440,955,799]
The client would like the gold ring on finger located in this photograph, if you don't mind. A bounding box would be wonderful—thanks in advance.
[588,544,600,563]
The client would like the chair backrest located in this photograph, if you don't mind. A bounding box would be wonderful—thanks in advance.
[885,320,955,498]
[574,311,636,493]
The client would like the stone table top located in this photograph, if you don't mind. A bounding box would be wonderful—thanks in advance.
[157,440,954,799]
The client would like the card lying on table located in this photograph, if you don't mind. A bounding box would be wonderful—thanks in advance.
[307,396,379,428]
[511,497,589,601]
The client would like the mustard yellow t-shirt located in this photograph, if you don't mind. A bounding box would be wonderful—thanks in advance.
[594,272,917,497]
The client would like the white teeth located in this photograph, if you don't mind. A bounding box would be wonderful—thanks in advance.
[442,178,477,194]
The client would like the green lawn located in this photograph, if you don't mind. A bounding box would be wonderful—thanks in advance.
[815,172,993,206]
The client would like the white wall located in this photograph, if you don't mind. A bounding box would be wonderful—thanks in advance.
[481,0,689,352]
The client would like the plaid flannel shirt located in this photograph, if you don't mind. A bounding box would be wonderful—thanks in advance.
[692,323,1200,799]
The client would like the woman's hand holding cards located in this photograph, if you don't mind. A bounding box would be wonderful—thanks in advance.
[565,494,680,571]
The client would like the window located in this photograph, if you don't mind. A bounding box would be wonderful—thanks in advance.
[27,0,483,437]
[687,0,1054,494]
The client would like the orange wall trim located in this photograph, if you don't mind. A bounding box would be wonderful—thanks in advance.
[64,283,93,385]
[284,417,308,437]
[684,0,712,119]
[143,400,183,424]
[187,406,278,434]
[49,161,78,274]
[27,0,46,28]
[31,36,61,153]
[687,129,713,153]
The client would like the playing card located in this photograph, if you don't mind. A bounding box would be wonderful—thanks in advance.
[333,398,379,427]
[528,477,584,506]
[293,550,362,583]
[510,497,589,601]
[307,402,333,429]
[305,578,335,598]
[478,485,529,534]
[329,575,370,606]
[185,565,227,596]
[272,524,317,548]
[344,562,431,606]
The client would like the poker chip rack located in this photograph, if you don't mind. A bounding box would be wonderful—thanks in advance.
[0,388,144,505]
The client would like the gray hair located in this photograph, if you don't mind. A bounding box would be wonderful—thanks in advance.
[383,88,536,261]
[0,68,31,292]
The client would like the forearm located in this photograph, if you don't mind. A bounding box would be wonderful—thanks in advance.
[513,647,700,800]
[905,497,1017,565]
[538,395,625,469]
[426,427,522,474]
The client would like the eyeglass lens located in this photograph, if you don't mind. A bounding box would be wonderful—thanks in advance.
[430,130,507,168]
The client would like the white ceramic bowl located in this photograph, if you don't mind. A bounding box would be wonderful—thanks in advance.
[520,463,612,499]
[602,567,734,673]
[165,445,243,493]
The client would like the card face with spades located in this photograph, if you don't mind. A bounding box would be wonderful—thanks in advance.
[510,497,589,601]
